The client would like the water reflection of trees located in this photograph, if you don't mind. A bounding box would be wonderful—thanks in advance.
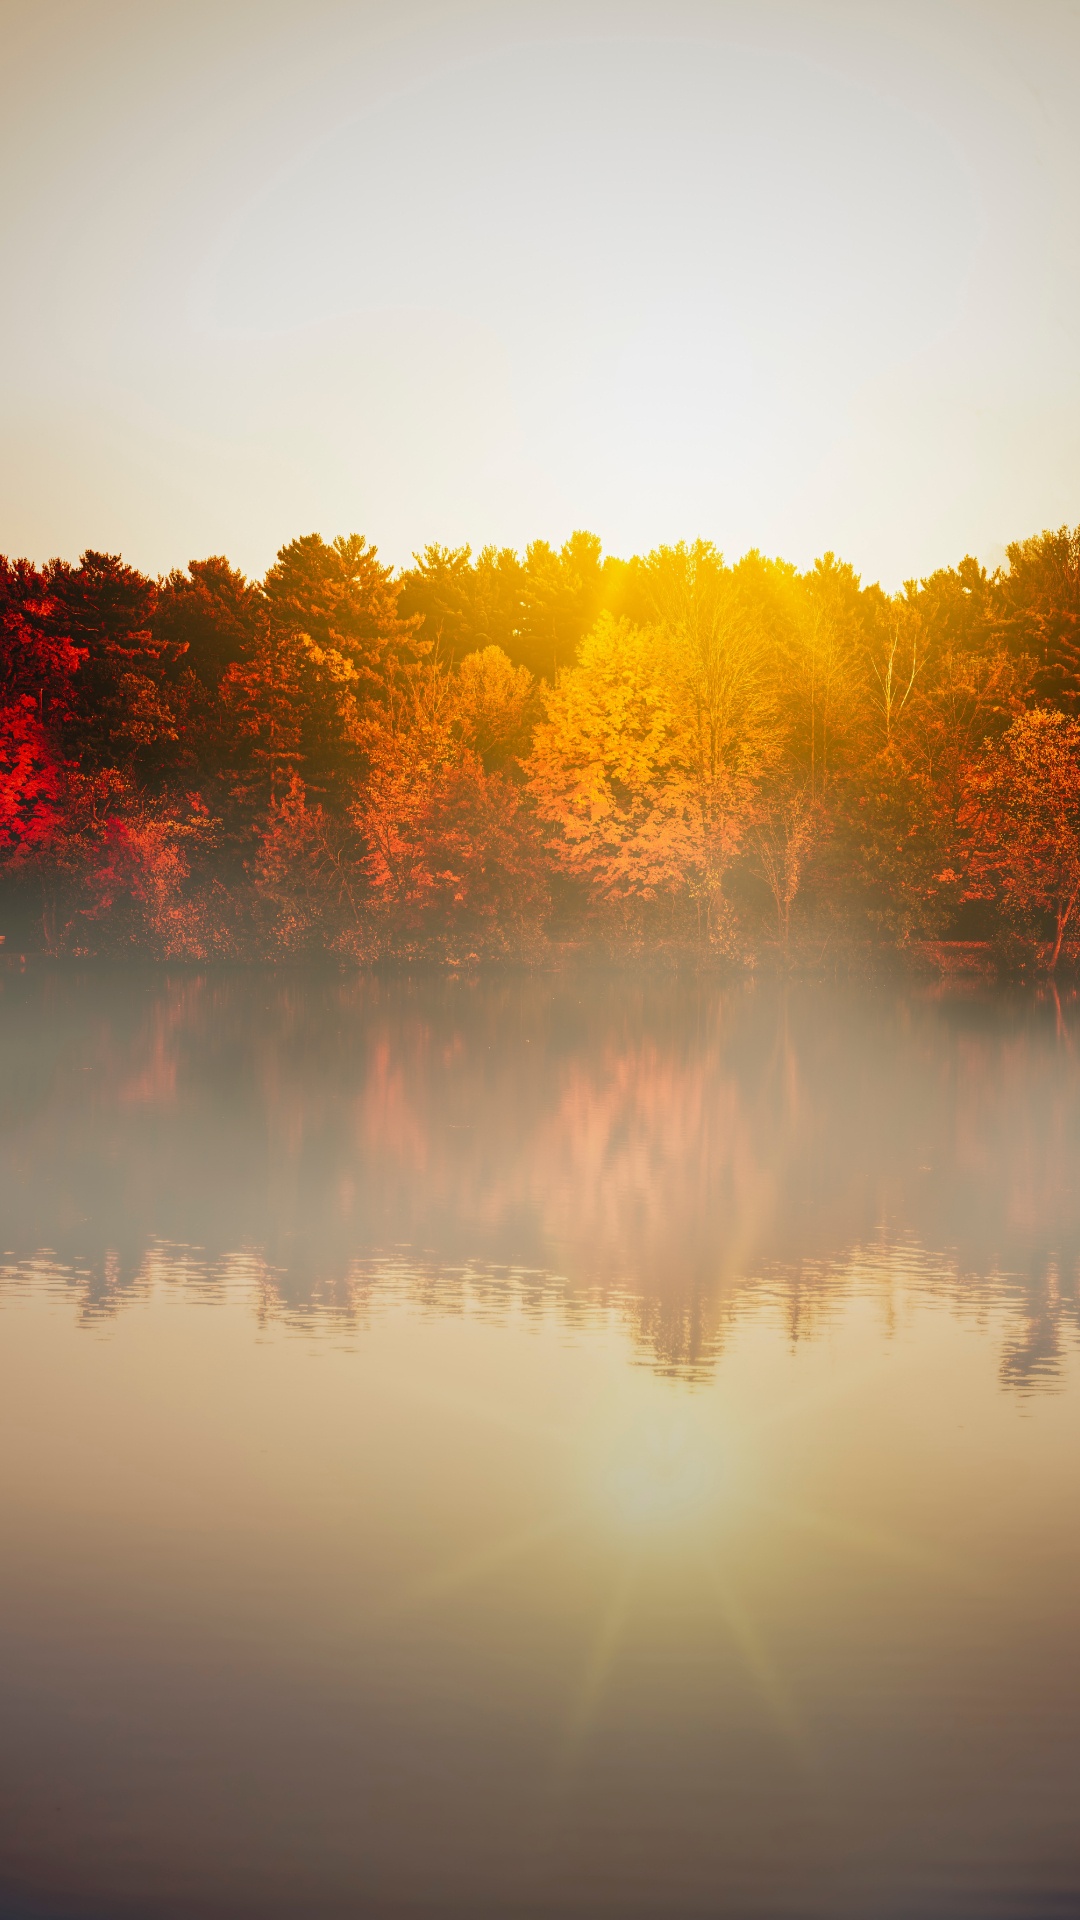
[0,970,1078,1387]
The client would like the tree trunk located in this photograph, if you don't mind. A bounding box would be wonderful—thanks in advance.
[1048,888,1078,971]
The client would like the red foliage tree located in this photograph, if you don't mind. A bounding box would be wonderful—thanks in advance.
[0,558,82,876]
[0,700,64,863]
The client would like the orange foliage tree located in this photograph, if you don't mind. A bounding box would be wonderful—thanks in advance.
[961,708,1080,970]
[356,654,546,957]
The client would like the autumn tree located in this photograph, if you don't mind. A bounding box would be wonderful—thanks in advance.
[224,534,420,809]
[0,701,64,868]
[828,579,1026,950]
[0,563,78,944]
[7,515,1080,970]
[355,653,545,955]
[153,557,266,793]
[45,551,180,770]
[913,554,996,658]
[530,544,784,948]
[264,533,416,695]
[516,532,607,681]
[34,764,220,958]
[396,543,523,662]
[993,524,1080,712]
[961,708,1080,970]
[155,556,263,691]
[865,596,921,745]
[252,772,366,957]
[398,532,620,681]
[636,541,779,939]
[219,620,305,810]
[0,558,85,721]
[529,613,695,934]
[452,646,535,769]
[753,786,821,957]
[778,554,865,801]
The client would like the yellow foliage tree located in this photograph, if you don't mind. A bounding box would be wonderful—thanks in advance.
[530,560,777,944]
[637,542,778,932]
[529,614,694,917]
[453,646,534,768]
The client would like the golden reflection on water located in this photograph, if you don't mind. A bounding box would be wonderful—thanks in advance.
[0,973,1079,1917]
[1,968,1079,1383]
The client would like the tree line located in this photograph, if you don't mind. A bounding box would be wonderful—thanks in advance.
[1,522,1079,969]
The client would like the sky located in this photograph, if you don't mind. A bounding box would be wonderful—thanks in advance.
[1,0,1079,589]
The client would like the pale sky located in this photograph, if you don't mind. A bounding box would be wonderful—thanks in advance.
[2,0,1079,587]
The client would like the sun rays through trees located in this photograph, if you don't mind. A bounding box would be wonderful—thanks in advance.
[2,523,1079,970]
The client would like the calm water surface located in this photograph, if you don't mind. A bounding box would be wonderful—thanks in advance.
[1,971,1079,1919]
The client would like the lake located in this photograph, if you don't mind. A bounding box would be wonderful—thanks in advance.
[1,970,1078,1919]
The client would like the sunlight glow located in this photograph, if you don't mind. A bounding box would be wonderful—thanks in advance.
[4,8,1080,580]
[595,1410,726,1537]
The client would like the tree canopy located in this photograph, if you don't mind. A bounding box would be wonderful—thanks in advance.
[2,520,1079,971]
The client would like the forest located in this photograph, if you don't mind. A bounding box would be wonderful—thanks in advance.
[1,522,1079,972]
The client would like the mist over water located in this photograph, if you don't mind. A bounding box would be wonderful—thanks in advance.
[3,970,1078,1382]
[1,972,1079,1917]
